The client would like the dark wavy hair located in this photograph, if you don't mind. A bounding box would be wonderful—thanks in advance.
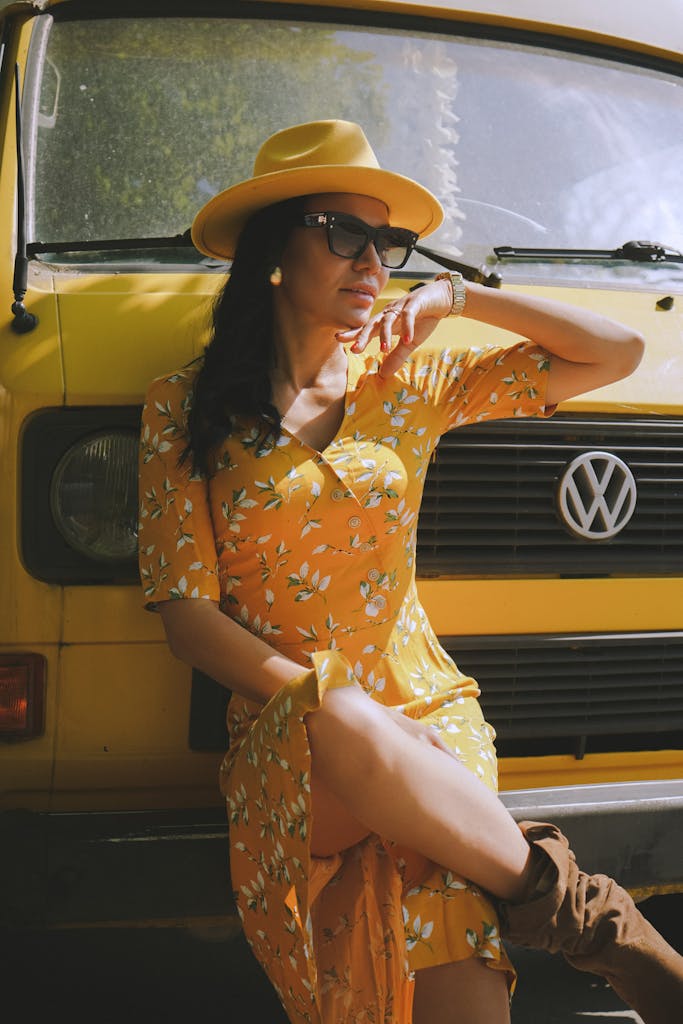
[181,196,305,477]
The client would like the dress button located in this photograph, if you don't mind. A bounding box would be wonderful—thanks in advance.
[348,515,362,529]
[367,568,380,582]
[331,488,345,502]
[359,543,373,552]
[373,594,387,610]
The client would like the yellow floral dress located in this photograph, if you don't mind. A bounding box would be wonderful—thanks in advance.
[138,340,553,1024]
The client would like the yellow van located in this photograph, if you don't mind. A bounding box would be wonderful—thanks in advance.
[1,0,681,935]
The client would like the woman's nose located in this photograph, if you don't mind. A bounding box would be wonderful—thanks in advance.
[354,240,383,272]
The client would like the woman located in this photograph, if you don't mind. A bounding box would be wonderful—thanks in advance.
[138,120,681,1024]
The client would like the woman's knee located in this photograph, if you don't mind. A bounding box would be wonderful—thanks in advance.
[305,683,395,784]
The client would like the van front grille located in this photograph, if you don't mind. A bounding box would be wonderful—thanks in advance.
[442,631,683,758]
[417,415,683,575]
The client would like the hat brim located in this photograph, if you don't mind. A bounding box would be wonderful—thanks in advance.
[191,164,444,260]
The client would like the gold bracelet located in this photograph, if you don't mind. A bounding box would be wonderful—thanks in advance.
[435,271,467,317]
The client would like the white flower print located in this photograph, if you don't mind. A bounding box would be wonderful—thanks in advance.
[402,909,435,951]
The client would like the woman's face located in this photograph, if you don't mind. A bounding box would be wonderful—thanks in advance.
[276,193,392,335]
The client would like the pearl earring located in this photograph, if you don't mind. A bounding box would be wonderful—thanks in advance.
[269,266,283,286]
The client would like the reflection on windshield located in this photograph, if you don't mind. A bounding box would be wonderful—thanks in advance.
[563,145,683,246]
[30,15,683,285]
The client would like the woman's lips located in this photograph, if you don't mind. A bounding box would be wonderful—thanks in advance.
[342,285,377,303]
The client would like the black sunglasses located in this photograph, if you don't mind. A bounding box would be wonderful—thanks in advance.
[301,211,418,269]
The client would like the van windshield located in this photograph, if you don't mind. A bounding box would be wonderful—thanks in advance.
[27,13,683,286]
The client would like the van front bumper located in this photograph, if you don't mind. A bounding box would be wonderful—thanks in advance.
[2,779,681,928]
[501,778,683,899]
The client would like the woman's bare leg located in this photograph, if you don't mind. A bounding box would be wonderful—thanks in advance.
[413,960,511,1024]
[306,684,533,900]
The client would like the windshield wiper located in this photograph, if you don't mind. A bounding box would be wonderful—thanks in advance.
[415,244,502,287]
[494,240,683,264]
[26,231,198,256]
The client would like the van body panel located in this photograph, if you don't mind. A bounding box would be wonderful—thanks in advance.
[418,579,683,636]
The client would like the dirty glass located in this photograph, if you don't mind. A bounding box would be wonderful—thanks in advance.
[28,15,683,285]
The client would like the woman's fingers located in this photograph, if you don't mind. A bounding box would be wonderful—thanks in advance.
[383,705,462,763]
[377,315,441,377]
[428,728,463,762]
[385,304,419,349]
[351,303,411,354]
[379,307,400,352]
[350,305,399,354]
[378,341,414,378]
[349,280,453,357]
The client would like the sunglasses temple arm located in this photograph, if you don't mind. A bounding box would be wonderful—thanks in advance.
[414,244,502,288]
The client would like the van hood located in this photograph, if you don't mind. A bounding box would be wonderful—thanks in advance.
[51,272,683,414]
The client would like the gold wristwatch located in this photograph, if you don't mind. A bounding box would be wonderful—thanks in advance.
[435,271,467,317]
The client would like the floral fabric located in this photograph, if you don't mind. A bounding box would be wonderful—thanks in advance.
[138,341,552,1023]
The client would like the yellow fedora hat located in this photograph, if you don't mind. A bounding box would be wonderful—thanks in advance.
[191,119,444,260]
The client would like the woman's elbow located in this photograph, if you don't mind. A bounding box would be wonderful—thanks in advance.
[626,330,646,374]
[612,329,645,382]
[163,626,190,664]
[161,619,192,664]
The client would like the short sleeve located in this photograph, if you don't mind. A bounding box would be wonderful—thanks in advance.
[138,372,220,611]
[401,340,554,434]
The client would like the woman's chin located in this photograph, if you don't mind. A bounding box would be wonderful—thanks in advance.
[335,319,366,344]
[339,310,371,334]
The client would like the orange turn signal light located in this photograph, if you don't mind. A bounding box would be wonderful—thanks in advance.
[0,654,45,740]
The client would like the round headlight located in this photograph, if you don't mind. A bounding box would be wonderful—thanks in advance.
[50,430,138,561]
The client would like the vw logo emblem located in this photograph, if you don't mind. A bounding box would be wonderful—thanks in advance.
[557,451,637,540]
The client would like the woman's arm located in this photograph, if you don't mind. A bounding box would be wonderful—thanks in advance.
[349,278,644,403]
[459,282,645,407]
[158,599,305,704]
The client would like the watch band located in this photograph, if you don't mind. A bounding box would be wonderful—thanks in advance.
[435,271,467,317]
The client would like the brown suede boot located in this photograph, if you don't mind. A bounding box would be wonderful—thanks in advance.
[496,821,683,1024]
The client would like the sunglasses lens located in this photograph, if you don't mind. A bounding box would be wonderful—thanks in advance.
[377,228,415,269]
[329,218,369,260]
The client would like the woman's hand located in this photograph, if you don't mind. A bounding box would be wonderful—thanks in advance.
[382,704,462,763]
[339,277,455,379]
